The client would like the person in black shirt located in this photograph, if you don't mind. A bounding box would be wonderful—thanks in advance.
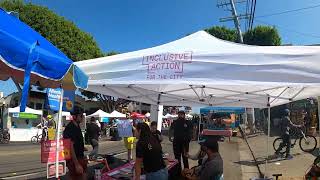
[135,122,168,180]
[169,111,193,171]
[276,109,302,159]
[86,117,101,159]
[150,121,163,143]
[63,111,87,180]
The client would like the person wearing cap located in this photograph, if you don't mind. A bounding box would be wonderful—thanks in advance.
[182,138,223,180]
[199,138,223,180]
[169,111,193,171]
[47,115,56,129]
[86,117,101,160]
[63,111,87,180]
[276,109,302,159]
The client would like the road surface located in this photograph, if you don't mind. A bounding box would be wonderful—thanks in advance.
[0,136,242,179]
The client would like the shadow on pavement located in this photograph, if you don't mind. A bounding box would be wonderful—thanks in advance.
[309,148,319,157]
[234,152,303,167]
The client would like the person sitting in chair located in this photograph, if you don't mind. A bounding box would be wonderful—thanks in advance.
[182,137,223,180]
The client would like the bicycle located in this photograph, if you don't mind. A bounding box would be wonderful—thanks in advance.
[31,128,47,144]
[0,128,10,144]
[273,126,317,155]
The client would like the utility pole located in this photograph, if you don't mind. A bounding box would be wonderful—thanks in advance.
[217,0,251,43]
[229,0,243,43]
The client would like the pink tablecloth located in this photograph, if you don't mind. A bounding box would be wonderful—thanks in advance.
[102,159,178,180]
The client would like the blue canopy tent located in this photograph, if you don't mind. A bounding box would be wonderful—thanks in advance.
[0,9,88,178]
[200,107,245,132]
[0,8,88,111]
[200,107,245,114]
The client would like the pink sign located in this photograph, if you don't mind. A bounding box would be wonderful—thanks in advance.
[41,139,71,163]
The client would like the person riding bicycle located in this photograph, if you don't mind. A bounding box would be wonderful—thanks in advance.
[275,109,302,160]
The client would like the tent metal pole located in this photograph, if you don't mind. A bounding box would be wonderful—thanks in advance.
[317,96,320,154]
[265,97,271,178]
[55,87,64,178]
[198,115,202,142]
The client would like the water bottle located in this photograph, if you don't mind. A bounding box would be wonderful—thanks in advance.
[94,169,101,180]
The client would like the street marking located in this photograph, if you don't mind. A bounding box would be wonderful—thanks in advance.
[2,172,43,179]
[113,151,127,157]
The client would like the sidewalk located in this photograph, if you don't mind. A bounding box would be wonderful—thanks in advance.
[245,133,316,179]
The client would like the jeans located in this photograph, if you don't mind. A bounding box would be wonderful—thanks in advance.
[276,134,291,157]
[173,140,190,170]
[89,139,99,158]
[145,168,168,180]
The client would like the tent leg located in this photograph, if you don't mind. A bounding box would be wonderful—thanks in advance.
[317,97,320,155]
[198,115,202,142]
[55,88,64,178]
[265,106,271,178]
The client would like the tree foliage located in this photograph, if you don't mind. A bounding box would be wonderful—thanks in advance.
[0,0,103,61]
[243,26,281,46]
[205,25,281,46]
[205,26,238,42]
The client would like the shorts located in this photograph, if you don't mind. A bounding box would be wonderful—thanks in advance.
[66,158,88,180]
[123,137,136,150]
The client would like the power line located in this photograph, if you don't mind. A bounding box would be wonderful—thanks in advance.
[255,19,320,39]
[248,0,254,29]
[255,4,320,18]
[245,0,249,31]
[249,0,257,30]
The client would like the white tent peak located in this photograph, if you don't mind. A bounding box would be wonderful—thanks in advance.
[110,110,126,118]
[87,109,111,118]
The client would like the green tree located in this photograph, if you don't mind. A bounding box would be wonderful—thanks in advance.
[0,0,103,61]
[105,51,118,56]
[243,26,281,46]
[205,25,281,46]
[205,26,238,42]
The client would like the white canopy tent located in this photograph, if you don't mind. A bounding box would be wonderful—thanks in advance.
[109,110,126,118]
[163,113,177,119]
[87,109,111,118]
[145,112,151,117]
[76,31,320,108]
[76,31,320,177]
[9,106,43,115]
[186,114,193,119]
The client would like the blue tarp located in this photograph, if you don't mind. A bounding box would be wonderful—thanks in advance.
[200,107,245,114]
[0,9,88,111]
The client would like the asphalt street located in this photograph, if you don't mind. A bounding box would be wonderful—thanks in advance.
[0,136,242,180]
[0,141,127,180]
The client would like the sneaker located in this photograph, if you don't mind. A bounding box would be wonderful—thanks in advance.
[285,155,293,160]
[274,152,281,158]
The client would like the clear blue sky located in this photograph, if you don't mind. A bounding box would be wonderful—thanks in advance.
[1,0,320,96]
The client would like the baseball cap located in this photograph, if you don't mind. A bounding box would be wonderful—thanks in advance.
[199,137,219,152]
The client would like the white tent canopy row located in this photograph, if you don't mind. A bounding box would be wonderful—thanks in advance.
[9,106,43,115]
[76,31,320,108]
[163,113,177,119]
[87,109,111,118]
[87,109,126,118]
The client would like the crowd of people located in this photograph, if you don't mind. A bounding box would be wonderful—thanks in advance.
[59,110,224,180]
